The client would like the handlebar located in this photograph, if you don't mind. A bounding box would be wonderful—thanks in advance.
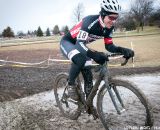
[91,53,134,73]
[93,53,130,72]
[107,53,129,66]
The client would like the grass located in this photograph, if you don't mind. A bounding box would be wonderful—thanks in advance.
[0,26,160,68]
[113,26,160,37]
[88,34,160,67]
[0,36,61,47]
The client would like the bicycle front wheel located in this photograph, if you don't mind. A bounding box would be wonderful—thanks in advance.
[54,73,81,120]
[97,79,153,130]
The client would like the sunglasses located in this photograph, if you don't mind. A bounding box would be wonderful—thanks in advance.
[108,15,118,21]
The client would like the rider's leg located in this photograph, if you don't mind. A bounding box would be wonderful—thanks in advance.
[81,65,93,99]
[60,39,82,85]
[68,53,87,85]
[67,53,87,100]
[81,66,98,118]
[60,39,87,100]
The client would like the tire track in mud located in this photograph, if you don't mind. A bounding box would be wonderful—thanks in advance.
[0,91,105,130]
[0,73,160,130]
[0,66,160,102]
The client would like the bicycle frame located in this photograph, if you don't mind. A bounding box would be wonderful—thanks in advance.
[78,60,126,115]
[85,63,108,107]
[54,55,153,129]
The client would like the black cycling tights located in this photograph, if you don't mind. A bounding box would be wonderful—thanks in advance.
[68,53,86,85]
[68,64,93,98]
[81,67,93,98]
[68,53,93,98]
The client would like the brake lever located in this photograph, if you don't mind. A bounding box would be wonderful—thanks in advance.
[121,58,128,66]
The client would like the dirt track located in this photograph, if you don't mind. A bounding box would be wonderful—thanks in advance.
[0,64,160,102]
[0,49,160,102]
[0,49,160,130]
[0,73,160,130]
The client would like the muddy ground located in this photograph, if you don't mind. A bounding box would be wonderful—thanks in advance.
[0,49,160,130]
[0,73,160,130]
[0,49,159,102]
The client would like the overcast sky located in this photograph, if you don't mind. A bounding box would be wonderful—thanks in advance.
[0,0,159,33]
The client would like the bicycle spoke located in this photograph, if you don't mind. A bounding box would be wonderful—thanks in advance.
[97,79,153,130]
[61,93,69,107]
[54,73,81,120]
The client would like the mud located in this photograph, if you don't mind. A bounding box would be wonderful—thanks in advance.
[0,49,160,130]
[0,73,160,130]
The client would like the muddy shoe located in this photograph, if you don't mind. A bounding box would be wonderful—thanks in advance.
[87,106,98,119]
[68,85,79,101]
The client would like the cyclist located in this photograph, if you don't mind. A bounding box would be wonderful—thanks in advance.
[60,0,134,101]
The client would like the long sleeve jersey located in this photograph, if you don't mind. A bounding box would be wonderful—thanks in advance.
[62,14,118,53]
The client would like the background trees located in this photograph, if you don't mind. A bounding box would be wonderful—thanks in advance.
[0,1,159,37]
[46,28,51,36]
[72,2,85,24]
[116,14,136,31]
[2,26,15,37]
[61,26,69,35]
[36,26,43,37]
[53,25,60,35]
[130,0,154,32]
[149,9,160,27]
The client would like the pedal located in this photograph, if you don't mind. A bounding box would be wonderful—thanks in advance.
[120,108,126,113]
[118,108,126,114]
[68,98,79,104]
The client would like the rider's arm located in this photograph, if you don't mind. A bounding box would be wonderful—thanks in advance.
[104,30,120,53]
[103,29,126,53]
[105,42,121,53]
[104,34,134,58]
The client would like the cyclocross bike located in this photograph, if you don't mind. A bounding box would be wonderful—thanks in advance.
[53,53,154,130]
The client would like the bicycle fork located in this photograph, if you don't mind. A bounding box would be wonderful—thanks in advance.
[105,82,126,115]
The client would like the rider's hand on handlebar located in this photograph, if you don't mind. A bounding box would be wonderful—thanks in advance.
[117,47,134,60]
[87,50,108,65]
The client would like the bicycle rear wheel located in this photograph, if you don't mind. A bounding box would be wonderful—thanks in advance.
[54,73,81,120]
[97,79,153,130]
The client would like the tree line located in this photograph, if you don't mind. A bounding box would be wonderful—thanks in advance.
[0,0,159,38]
[0,25,69,38]
[117,0,160,32]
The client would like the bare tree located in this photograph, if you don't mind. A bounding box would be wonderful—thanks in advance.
[130,0,154,32]
[116,12,136,31]
[72,3,85,24]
